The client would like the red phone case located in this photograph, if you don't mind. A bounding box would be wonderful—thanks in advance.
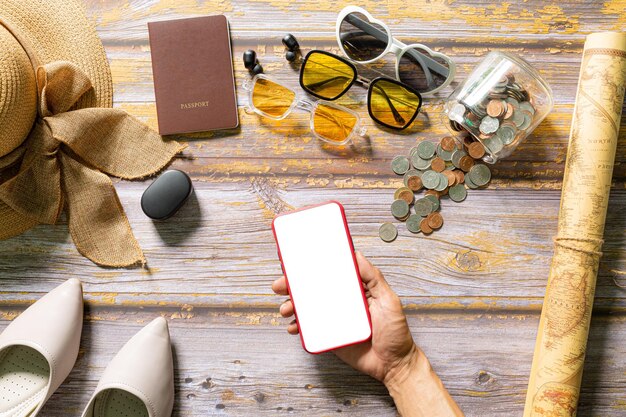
[271,201,372,354]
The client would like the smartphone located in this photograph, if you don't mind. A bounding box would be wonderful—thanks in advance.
[272,201,372,354]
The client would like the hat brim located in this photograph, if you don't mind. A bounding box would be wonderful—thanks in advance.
[0,0,113,109]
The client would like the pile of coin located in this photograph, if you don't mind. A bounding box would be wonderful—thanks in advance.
[379,136,492,242]
[447,73,536,157]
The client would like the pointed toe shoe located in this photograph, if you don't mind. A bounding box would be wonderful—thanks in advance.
[0,278,84,417]
[81,317,175,417]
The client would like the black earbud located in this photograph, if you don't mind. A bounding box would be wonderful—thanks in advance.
[282,33,300,62]
[243,49,263,75]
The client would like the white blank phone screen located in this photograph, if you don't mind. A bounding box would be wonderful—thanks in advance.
[273,203,371,353]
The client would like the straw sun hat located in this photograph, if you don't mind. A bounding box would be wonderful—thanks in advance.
[0,0,185,267]
[0,0,113,157]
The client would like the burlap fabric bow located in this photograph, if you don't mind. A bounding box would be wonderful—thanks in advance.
[0,61,186,267]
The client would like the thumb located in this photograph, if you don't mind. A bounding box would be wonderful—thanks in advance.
[355,251,391,298]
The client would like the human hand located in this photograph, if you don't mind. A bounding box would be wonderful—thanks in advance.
[271,251,417,385]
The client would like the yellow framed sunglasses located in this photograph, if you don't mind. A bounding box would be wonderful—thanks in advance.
[243,74,366,145]
[299,50,422,130]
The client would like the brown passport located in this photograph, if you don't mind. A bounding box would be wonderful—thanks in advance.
[148,15,238,135]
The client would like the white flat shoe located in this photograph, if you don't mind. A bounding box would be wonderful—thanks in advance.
[81,317,174,417]
[0,279,83,417]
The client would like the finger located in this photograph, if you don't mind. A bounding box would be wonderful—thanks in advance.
[355,251,389,298]
[272,276,289,295]
[280,300,294,318]
[287,319,299,335]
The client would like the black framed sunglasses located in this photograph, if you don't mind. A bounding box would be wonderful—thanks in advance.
[298,50,422,130]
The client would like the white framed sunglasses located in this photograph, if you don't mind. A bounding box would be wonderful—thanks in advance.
[243,74,366,146]
[335,5,456,96]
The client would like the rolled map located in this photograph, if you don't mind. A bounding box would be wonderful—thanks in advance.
[524,32,626,416]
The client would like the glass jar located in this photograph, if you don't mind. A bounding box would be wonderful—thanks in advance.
[444,51,553,163]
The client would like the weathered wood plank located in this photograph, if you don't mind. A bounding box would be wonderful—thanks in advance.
[2,184,626,309]
[84,0,626,43]
[0,308,623,416]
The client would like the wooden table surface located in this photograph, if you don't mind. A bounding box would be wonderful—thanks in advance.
[2,1,626,416]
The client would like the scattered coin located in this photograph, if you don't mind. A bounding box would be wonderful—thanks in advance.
[469,164,491,186]
[411,154,432,170]
[421,170,440,189]
[459,155,475,172]
[414,198,433,217]
[465,173,479,189]
[397,188,415,205]
[419,218,433,234]
[440,136,456,152]
[449,184,467,202]
[443,170,457,187]
[427,212,444,230]
[467,142,486,159]
[382,135,493,241]
[431,157,446,173]
[424,194,440,211]
[379,222,398,242]
[391,199,410,220]
[417,141,436,159]
[434,173,448,192]
[436,143,455,162]
[406,175,423,192]
[406,214,422,233]
[391,156,410,175]
[454,170,465,184]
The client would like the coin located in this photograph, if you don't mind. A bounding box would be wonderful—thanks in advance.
[506,97,520,109]
[451,150,467,169]
[427,212,444,230]
[440,136,456,152]
[504,103,514,119]
[496,123,517,145]
[411,154,432,170]
[519,110,533,130]
[511,108,525,128]
[431,157,446,173]
[479,116,499,135]
[417,141,436,159]
[379,222,398,242]
[403,169,421,186]
[419,218,433,234]
[467,142,486,159]
[464,173,479,189]
[394,186,411,200]
[391,199,410,219]
[436,143,455,162]
[519,101,535,115]
[406,214,422,233]
[443,170,457,187]
[483,136,504,154]
[391,156,410,175]
[469,164,491,186]
[424,194,440,211]
[449,184,467,202]
[434,173,448,192]
[414,198,433,217]
[425,189,442,199]
[397,187,415,205]
[409,146,420,158]
[448,101,467,123]
[459,155,475,172]
[487,100,505,118]
[406,175,423,192]
[421,170,440,189]
[454,170,465,184]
